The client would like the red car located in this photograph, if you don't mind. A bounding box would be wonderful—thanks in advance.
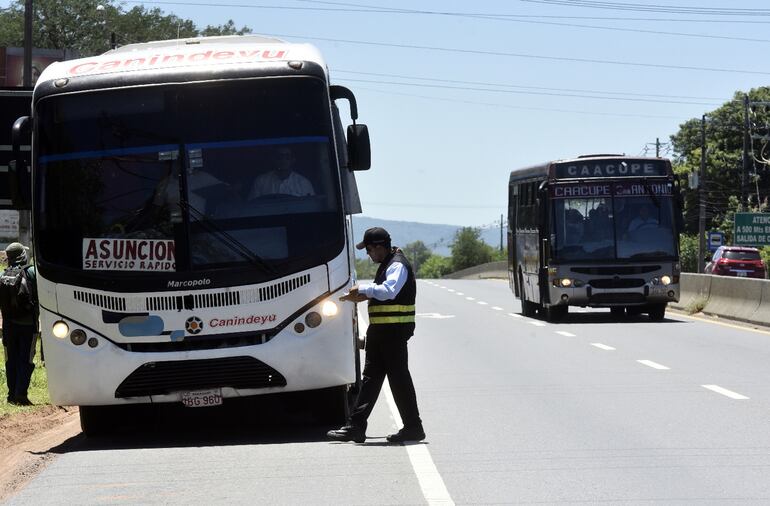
[705,246,766,278]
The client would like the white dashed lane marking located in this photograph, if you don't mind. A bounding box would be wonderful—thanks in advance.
[508,313,522,318]
[591,343,616,351]
[528,321,547,327]
[477,301,488,306]
[466,297,475,301]
[491,306,503,311]
[555,331,575,337]
[701,385,749,400]
[637,359,670,370]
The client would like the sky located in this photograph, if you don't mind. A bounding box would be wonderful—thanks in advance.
[6,0,770,229]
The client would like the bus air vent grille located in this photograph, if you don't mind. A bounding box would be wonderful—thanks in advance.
[241,274,312,304]
[73,291,127,312]
[115,356,286,398]
[145,291,241,311]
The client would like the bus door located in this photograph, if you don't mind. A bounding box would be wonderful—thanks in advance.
[537,182,551,305]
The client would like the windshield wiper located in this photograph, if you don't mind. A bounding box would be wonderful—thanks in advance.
[178,200,277,276]
[642,178,661,209]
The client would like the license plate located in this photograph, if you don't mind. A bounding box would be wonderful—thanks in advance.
[737,272,747,277]
[181,388,223,408]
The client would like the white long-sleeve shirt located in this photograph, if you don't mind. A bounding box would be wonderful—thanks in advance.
[359,262,407,301]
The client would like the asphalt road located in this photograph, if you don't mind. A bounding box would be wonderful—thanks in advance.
[9,279,770,505]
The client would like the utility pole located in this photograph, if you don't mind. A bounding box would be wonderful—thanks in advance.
[19,0,33,247]
[656,137,660,157]
[698,114,707,274]
[499,214,504,252]
[743,93,750,208]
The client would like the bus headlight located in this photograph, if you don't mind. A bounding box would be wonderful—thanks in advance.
[322,300,339,317]
[660,275,672,285]
[52,321,69,339]
[552,278,585,288]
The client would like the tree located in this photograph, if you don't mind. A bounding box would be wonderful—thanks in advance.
[417,255,452,279]
[450,227,494,271]
[0,0,251,56]
[354,258,377,280]
[670,87,770,235]
[401,241,431,274]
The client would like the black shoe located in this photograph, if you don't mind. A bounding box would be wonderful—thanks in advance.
[327,425,366,443]
[9,396,33,406]
[387,425,425,443]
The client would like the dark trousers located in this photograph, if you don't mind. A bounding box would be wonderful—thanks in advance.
[349,324,421,429]
[3,322,37,402]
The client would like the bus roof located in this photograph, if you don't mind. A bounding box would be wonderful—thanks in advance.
[509,155,670,184]
[38,35,326,83]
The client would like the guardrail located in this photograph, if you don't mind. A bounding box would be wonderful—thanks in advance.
[442,261,508,280]
[672,273,770,326]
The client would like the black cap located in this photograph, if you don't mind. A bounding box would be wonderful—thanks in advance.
[356,227,391,250]
[5,242,27,266]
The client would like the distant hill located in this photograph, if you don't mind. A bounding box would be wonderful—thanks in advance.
[351,216,503,258]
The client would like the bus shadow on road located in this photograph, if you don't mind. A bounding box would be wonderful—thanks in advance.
[42,393,344,454]
[529,311,687,325]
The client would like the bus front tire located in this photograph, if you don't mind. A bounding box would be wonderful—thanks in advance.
[648,303,666,321]
[79,405,117,437]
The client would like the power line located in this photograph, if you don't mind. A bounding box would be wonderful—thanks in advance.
[339,77,720,106]
[125,2,770,43]
[349,85,686,120]
[520,0,770,17]
[265,32,770,76]
[332,69,727,102]
[301,0,770,44]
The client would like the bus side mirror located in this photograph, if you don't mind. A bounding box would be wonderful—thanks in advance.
[347,124,371,171]
[330,85,371,171]
[11,116,32,210]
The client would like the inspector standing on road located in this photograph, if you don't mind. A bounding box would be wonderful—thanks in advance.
[328,227,425,443]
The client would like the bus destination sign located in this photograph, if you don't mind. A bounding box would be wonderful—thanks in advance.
[552,160,668,179]
[550,181,673,199]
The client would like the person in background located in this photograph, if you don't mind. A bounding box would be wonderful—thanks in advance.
[327,227,425,444]
[1,243,38,406]
[248,146,315,198]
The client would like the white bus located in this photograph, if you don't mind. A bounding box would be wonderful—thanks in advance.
[10,36,371,435]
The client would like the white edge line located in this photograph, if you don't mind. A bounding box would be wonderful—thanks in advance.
[590,342,615,350]
[701,384,749,400]
[384,380,455,505]
[637,359,670,370]
[359,307,455,505]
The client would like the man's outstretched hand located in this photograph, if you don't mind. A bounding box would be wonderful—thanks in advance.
[339,285,368,302]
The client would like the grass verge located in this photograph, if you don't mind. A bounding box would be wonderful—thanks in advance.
[0,338,51,417]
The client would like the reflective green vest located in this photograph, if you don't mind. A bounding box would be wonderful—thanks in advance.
[367,250,416,326]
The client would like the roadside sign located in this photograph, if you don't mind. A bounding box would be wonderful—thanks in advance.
[734,213,770,247]
[707,231,724,252]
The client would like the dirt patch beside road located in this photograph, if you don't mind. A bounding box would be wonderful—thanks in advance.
[0,405,81,501]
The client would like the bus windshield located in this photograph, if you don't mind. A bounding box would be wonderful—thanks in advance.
[551,180,677,262]
[35,77,343,278]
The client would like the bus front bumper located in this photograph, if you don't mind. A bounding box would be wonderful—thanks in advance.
[547,282,680,308]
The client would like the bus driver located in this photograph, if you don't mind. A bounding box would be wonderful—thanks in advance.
[248,146,315,198]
